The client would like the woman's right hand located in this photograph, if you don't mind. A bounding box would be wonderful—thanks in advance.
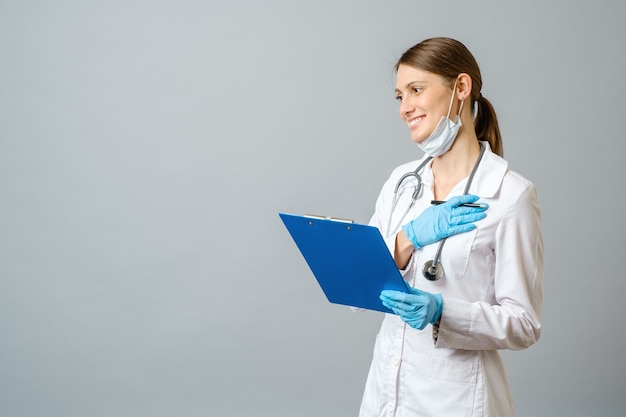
[401,194,488,248]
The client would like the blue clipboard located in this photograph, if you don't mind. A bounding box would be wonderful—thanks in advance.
[279,212,408,313]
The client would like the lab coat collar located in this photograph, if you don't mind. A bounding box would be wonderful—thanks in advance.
[418,141,508,198]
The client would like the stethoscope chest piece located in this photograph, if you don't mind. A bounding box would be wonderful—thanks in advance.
[422,260,443,281]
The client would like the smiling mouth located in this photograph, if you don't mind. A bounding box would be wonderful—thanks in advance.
[408,116,425,128]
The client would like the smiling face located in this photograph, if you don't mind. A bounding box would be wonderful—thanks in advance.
[394,64,458,144]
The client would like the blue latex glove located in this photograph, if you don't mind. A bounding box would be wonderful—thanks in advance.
[380,286,443,330]
[402,194,488,248]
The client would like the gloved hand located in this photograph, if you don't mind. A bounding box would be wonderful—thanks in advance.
[402,194,488,248]
[380,285,443,330]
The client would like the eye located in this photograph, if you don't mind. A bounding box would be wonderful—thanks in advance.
[412,86,422,94]
[394,94,403,102]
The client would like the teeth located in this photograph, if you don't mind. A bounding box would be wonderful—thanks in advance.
[408,117,423,127]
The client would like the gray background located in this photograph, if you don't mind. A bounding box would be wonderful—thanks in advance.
[1,1,624,416]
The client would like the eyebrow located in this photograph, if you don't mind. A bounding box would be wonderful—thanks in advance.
[394,81,427,93]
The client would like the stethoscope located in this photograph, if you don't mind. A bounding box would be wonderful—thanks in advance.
[387,144,486,281]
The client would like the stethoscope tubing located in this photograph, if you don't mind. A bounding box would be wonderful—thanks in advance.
[386,156,432,235]
[388,144,486,281]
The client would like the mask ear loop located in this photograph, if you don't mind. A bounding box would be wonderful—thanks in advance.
[472,93,484,121]
[456,99,465,120]
[472,98,478,121]
[445,79,458,119]
[445,78,465,121]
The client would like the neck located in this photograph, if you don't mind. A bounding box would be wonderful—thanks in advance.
[431,131,481,179]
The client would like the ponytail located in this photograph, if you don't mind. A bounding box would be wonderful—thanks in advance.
[474,95,503,157]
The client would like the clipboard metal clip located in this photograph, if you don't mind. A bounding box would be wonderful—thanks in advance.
[303,214,354,224]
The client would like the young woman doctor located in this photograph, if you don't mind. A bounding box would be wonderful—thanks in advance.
[359,38,543,416]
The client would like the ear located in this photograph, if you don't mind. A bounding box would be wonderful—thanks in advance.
[455,73,473,101]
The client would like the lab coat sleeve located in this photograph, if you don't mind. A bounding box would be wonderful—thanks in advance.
[435,182,544,351]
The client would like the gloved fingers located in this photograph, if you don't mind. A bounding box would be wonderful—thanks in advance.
[445,194,480,207]
[380,290,416,304]
[380,295,421,313]
[445,223,476,236]
[381,297,430,329]
[380,298,408,314]
[449,211,487,226]
[381,300,425,323]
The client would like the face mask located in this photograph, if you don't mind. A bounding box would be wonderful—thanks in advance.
[417,79,464,157]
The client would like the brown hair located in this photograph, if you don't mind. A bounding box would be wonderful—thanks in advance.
[395,37,503,157]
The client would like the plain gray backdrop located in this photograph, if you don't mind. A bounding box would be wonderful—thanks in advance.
[1,1,624,416]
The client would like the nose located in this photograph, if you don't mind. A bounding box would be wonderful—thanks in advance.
[399,97,414,119]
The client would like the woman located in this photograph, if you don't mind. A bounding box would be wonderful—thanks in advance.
[359,37,543,416]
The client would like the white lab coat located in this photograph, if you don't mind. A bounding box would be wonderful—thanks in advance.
[359,142,543,417]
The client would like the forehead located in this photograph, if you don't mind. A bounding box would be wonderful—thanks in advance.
[395,64,446,89]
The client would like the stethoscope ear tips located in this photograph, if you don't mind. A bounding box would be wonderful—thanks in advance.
[422,260,443,281]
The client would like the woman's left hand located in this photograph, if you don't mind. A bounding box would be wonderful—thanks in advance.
[380,286,443,330]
